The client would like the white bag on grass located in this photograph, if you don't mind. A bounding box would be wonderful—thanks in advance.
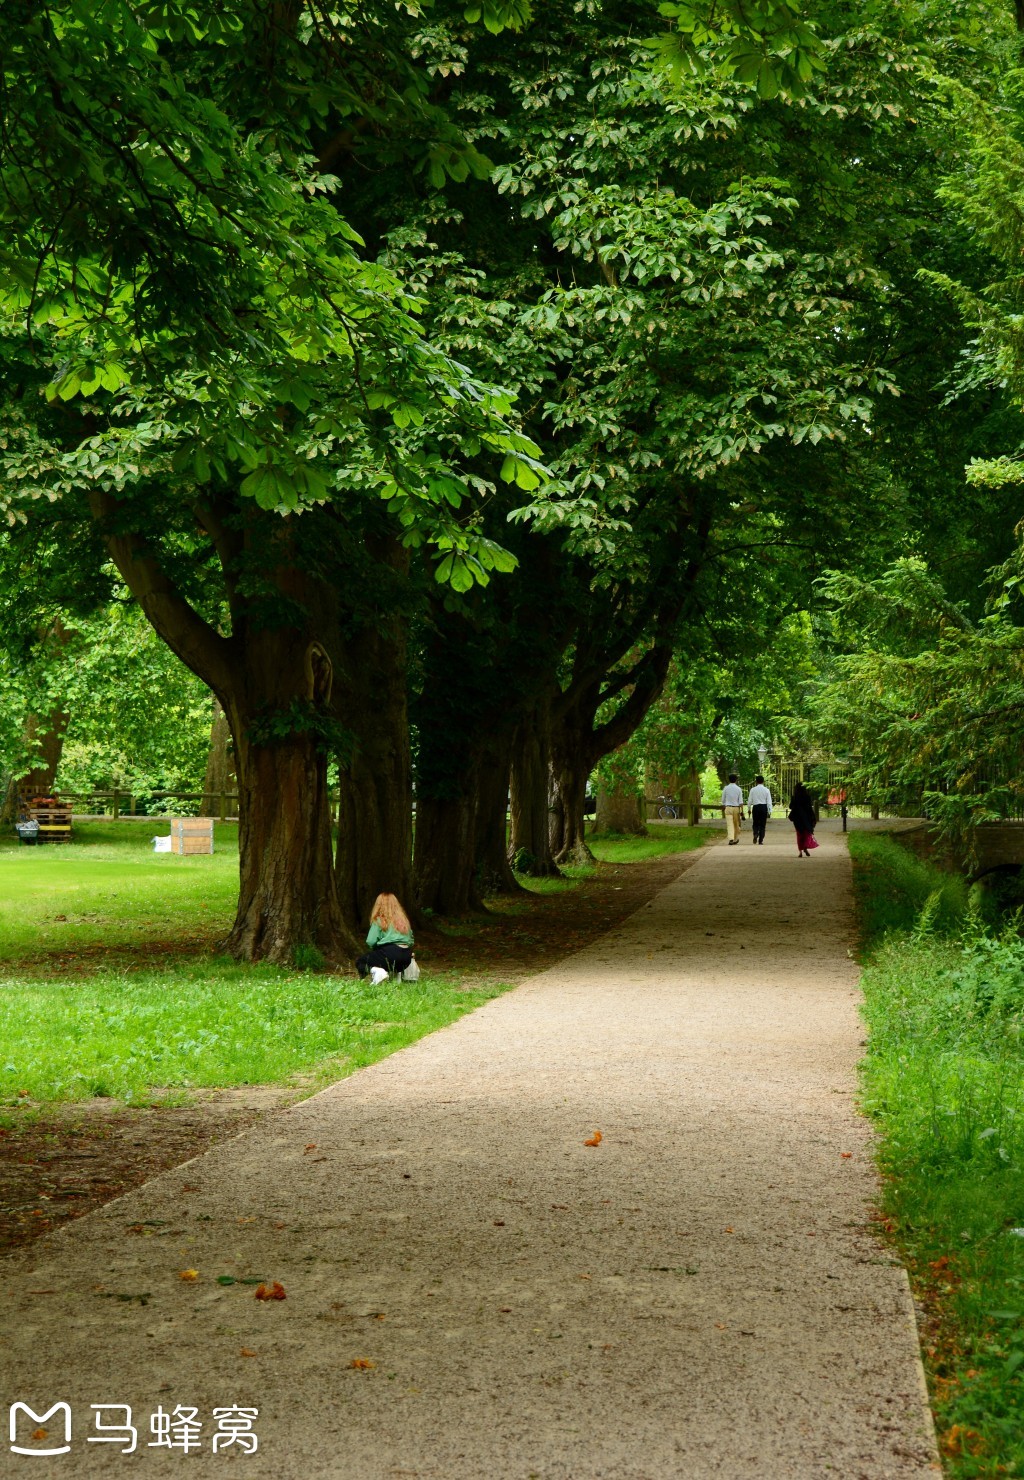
[401,957,420,983]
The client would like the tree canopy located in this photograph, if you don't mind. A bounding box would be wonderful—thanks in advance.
[5,0,1024,949]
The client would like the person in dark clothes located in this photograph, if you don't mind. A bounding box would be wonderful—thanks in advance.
[747,774,772,845]
[788,782,819,857]
[356,892,415,984]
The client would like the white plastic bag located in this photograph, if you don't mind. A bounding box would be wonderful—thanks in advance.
[401,956,420,983]
[152,835,172,853]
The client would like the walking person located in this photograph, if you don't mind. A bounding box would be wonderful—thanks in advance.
[721,773,744,846]
[788,782,819,857]
[748,774,772,844]
[356,892,415,984]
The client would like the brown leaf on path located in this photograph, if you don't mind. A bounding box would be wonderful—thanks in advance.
[32,1429,47,1440]
[840,1152,852,1159]
[304,1144,317,1153]
[240,1348,257,1357]
[714,1322,728,1330]
[583,1131,602,1147]
[254,1281,286,1301]
[724,1226,734,1233]
[178,1268,199,1281]
[349,1357,375,1370]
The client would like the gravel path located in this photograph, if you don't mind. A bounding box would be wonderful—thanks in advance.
[0,822,938,1478]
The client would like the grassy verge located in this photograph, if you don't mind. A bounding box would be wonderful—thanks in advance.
[515,823,716,893]
[850,830,1024,1475]
[0,822,508,1117]
[590,823,717,863]
[0,962,504,1115]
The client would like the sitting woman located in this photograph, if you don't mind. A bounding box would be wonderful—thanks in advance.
[356,892,415,985]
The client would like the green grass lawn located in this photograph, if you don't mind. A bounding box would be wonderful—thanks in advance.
[0,821,505,1116]
[0,962,503,1110]
[850,831,1024,1475]
[590,822,717,862]
[0,821,240,958]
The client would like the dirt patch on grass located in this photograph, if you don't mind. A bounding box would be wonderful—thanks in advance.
[0,846,709,1259]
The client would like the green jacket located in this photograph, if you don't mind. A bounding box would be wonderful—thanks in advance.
[366,922,414,949]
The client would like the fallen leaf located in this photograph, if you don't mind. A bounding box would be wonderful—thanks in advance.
[499,1307,512,1313]
[304,1144,317,1153]
[724,1226,734,1234]
[584,1131,602,1147]
[493,1220,505,1227]
[578,1273,592,1281]
[240,1348,257,1358]
[715,1322,728,1330]
[178,1269,199,1281]
[254,1281,286,1301]
[32,1428,47,1440]
[840,1152,852,1159]
[349,1357,375,1370]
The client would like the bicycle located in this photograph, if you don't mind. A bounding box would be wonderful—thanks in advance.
[656,795,679,820]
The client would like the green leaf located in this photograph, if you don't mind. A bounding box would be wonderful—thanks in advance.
[756,60,780,100]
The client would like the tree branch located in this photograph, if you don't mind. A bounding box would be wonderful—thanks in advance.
[89,489,236,697]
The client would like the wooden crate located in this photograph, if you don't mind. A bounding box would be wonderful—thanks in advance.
[168,817,214,855]
[28,798,72,843]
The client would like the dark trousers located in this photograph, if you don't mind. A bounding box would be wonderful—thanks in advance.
[751,804,768,843]
[357,943,413,978]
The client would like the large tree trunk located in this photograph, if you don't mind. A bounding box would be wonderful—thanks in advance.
[595,785,645,834]
[474,735,522,896]
[92,491,357,965]
[549,750,594,866]
[1,708,69,821]
[227,719,353,964]
[334,600,416,932]
[414,792,482,915]
[200,696,236,817]
[508,703,562,877]
[335,716,416,934]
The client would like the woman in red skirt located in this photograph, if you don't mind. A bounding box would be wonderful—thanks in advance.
[788,782,819,857]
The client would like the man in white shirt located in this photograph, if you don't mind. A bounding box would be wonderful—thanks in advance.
[720,773,744,845]
[747,774,772,845]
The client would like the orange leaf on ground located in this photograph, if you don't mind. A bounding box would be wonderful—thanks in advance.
[32,1429,47,1440]
[349,1358,375,1370]
[178,1269,199,1281]
[240,1348,257,1357]
[724,1226,734,1233]
[584,1131,602,1147]
[254,1281,286,1301]
[840,1152,852,1159]
[304,1144,317,1152]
